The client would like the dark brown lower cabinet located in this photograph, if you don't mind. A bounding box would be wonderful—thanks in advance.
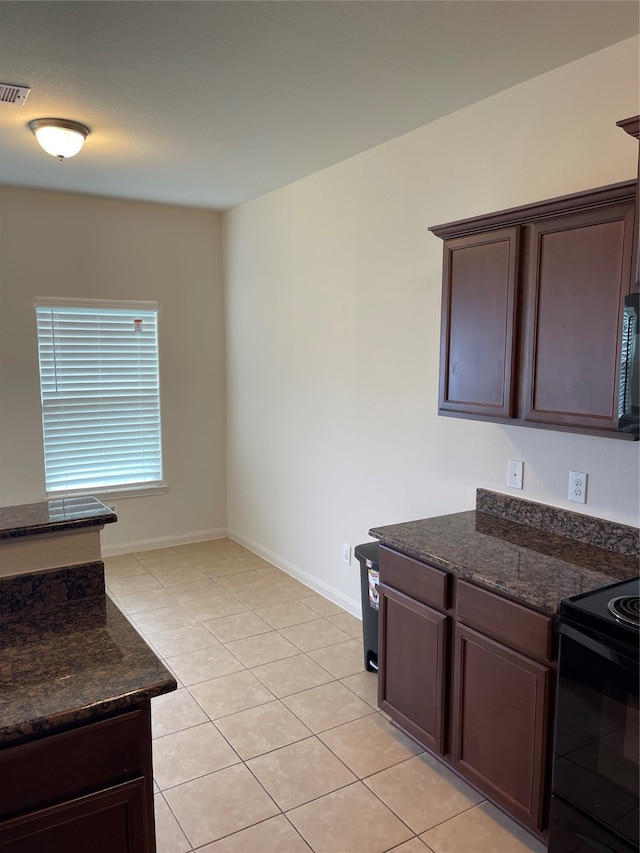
[378,582,448,754]
[0,778,148,853]
[378,547,556,840]
[452,624,551,830]
[0,704,156,853]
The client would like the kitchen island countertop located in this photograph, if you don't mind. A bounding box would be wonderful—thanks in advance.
[0,496,116,540]
[0,497,175,746]
[0,592,176,745]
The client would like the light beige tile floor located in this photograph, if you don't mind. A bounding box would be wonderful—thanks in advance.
[105,539,547,853]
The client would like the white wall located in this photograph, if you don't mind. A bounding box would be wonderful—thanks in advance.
[224,37,640,615]
[0,188,227,552]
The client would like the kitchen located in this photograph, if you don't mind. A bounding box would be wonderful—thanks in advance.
[0,2,639,852]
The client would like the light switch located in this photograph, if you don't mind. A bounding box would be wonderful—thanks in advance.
[508,459,523,490]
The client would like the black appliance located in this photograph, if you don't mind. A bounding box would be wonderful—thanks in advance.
[618,293,639,438]
[549,576,640,853]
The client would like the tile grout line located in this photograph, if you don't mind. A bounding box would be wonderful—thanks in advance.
[118,547,389,850]
[108,542,540,853]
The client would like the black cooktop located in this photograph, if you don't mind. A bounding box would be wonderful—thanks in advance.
[558,576,640,649]
[608,594,640,626]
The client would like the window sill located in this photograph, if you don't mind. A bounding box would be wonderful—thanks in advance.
[44,484,169,502]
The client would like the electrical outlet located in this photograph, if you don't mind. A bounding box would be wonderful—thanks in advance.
[507,459,523,490]
[342,542,351,565]
[568,471,588,504]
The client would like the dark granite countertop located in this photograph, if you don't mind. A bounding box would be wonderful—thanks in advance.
[0,496,117,540]
[1,501,174,747]
[0,566,176,745]
[369,491,639,614]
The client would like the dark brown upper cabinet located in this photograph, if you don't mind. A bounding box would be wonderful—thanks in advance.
[438,227,520,420]
[430,179,637,439]
[521,201,635,430]
[617,115,640,291]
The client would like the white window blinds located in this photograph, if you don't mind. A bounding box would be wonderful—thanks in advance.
[35,299,163,495]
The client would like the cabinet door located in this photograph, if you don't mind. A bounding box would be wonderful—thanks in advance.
[452,624,551,831]
[0,778,151,853]
[378,582,448,754]
[521,202,635,430]
[439,227,520,419]
[616,116,639,292]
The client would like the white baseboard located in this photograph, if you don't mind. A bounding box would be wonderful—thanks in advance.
[228,528,362,618]
[101,527,228,557]
[101,526,361,619]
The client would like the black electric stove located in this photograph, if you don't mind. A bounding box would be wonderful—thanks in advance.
[549,576,639,853]
[558,576,640,651]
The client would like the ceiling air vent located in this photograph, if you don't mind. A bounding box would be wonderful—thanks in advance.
[0,83,30,105]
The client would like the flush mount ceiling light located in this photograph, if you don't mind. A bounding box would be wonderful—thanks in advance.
[28,118,90,160]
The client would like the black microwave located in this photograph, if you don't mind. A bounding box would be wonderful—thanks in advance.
[618,292,639,438]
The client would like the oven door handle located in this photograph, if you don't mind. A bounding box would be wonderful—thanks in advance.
[556,619,638,673]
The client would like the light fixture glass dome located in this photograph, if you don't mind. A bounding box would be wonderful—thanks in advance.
[29,118,90,160]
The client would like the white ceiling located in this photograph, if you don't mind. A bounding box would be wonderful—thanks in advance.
[0,1,638,211]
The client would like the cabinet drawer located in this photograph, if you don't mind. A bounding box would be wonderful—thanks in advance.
[0,706,150,818]
[0,777,150,853]
[379,546,449,611]
[456,581,554,662]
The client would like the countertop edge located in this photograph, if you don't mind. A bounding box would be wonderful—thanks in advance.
[0,513,117,540]
[0,674,177,747]
[0,497,117,540]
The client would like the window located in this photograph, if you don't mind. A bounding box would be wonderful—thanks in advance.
[35,298,163,496]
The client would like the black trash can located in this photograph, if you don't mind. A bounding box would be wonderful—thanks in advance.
[355,541,379,672]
